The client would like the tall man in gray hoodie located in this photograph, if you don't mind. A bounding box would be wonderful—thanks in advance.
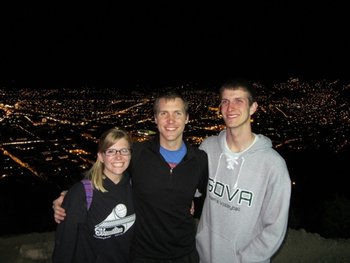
[196,79,291,263]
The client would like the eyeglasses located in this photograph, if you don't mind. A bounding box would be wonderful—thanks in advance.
[104,148,132,156]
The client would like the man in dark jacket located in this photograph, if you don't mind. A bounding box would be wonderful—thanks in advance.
[129,91,208,262]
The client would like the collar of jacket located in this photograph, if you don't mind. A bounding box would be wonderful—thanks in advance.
[147,135,195,160]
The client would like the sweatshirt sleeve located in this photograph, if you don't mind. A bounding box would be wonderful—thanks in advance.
[239,159,291,262]
[52,183,88,263]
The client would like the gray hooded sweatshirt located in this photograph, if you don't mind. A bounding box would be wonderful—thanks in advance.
[196,131,291,263]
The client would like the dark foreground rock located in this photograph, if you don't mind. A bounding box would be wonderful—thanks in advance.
[0,229,349,263]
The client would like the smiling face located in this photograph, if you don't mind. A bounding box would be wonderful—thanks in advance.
[154,97,189,150]
[220,88,257,130]
[97,138,131,180]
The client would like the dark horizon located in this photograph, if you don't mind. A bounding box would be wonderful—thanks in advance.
[2,72,350,92]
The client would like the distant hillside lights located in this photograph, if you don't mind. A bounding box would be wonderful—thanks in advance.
[209,106,219,112]
[137,130,157,136]
[14,102,21,109]
[69,149,90,155]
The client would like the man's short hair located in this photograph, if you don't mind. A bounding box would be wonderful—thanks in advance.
[220,79,257,105]
[153,91,189,115]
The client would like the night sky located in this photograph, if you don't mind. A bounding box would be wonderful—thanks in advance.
[1,2,349,88]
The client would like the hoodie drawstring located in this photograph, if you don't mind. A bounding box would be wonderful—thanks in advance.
[214,153,245,189]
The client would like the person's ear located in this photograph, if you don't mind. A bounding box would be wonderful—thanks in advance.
[250,102,258,115]
[97,152,104,163]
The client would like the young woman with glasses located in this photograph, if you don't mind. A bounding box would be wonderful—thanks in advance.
[53,128,135,263]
